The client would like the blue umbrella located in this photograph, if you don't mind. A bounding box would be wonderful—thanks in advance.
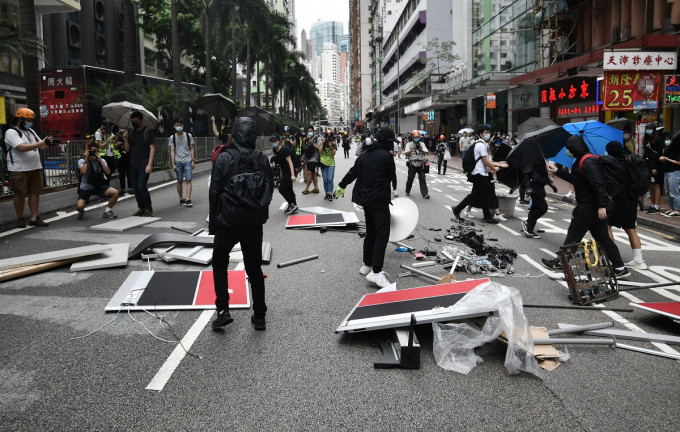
[549,146,575,167]
[561,120,624,156]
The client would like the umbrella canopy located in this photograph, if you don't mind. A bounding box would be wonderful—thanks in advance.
[519,124,571,159]
[517,117,557,140]
[236,105,276,135]
[495,165,522,190]
[102,101,158,129]
[196,93,237,119]
[562,120,623,156]
[605,117,635,131]
[458,127,474,134]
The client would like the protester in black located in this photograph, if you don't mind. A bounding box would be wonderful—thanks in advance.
[271,134,299,215]
[209,117,274,330]
[335,128,397,289]
[542,135,630,278]
[642,123,664,213]
[122,111,155,216]
[520,159,553,239]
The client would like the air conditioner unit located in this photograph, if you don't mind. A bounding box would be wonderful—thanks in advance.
[67,21,81,48]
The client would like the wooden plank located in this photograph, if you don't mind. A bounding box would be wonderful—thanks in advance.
[0,258,80,282]
[0,245,112,271]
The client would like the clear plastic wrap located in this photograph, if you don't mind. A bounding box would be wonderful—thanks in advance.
[432,281,545,379]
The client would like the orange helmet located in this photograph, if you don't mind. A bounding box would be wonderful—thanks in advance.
[410,130,421,138]
[439,135,446,140]
[15,107,35,120]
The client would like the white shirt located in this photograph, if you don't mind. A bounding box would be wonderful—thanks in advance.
[4,127,42,171]
[459,136,471,151]
[470,140,490,176]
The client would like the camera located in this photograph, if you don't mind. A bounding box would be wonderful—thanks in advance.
[88,150,97,157]
[45,136,61,146]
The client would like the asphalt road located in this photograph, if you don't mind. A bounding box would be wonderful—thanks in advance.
[1,145,679,431]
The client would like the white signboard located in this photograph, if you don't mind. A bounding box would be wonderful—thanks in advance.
[603,50,677,70]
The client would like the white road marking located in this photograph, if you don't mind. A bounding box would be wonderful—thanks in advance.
[445,195,459,202]
[279,201,288,210]
[431,188,442,192]
[497,223,521,236]
[146,262,246,391]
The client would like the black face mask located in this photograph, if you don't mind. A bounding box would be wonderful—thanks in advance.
[131,121,141,128]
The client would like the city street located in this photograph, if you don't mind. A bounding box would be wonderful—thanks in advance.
[1,146,679,431]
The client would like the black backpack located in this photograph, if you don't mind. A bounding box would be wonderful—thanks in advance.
[283,142,302,174]
[462,140,484,178]
[217,148,272,226]
[578,154,627,200]
[624,153,651,198]
[171,132,193,148]
[86,159,107,189]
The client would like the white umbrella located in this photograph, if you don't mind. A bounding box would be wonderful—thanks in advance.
[458,127,474,134]
[102,101,159,129]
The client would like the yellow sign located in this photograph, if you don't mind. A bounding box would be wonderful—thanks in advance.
[0,96,5,124]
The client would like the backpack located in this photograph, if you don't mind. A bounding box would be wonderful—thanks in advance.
[578,154,627,200]
[171,132,193,148]
[283,142,302,174]
[85,159,107,189]
[211,144,228,163]
[304,140,317,159]
[462,140,484,178]
[624,153,651,198]
[217,148,273,226]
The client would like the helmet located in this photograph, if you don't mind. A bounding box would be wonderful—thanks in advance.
[439,135,446,140]
[15,107,35,120]
[410,130,421,138]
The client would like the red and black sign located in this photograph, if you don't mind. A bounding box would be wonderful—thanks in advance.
[539,77,598,107]
[602,71,661,111]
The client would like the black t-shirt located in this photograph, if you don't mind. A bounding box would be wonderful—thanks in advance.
[663,143,680,173]
[275,145,293,176]
[129,127,155,168]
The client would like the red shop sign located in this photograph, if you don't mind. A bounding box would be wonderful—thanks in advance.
[539,77,597,107]
[602,71,661,111]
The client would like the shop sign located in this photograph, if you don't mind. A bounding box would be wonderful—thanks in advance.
[602,71,661,111]
[486,93,496,109]
[539,77,597,107]
[603,50,676,71]
[556,102,600,119]
[664,75,680,104]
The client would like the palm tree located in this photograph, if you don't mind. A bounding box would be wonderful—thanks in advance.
[0,19,44,59]
[18,0,41,133]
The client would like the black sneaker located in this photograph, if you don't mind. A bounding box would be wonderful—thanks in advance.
[16,217,26,228]
[646,206,660,214]
[541,258,562,270]
[284,204,298,215]
[76,210,85,219]
[423,195,430,199]
[522,220,540,238]
[481,217,499,224]
[142,208,154,217]
[212,309,234,329]
[519,199,530,207]
[180,199,187,206]
[614,268,631,279]
[29,217,49,227]
[185,200,193,207]
[452,206,463,222]
[251,315,266,331]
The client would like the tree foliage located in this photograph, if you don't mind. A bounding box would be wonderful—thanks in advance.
[419,37,460,75]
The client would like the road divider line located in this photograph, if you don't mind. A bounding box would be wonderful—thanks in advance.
[497,223,521,236]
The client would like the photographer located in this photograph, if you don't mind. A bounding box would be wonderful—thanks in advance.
[404,130,430,199]
[75,142,119,219]
[3,108,54,228]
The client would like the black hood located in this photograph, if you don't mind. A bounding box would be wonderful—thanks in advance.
[231,117,257,149]
[370,127,396,151]
[566,135,589,158]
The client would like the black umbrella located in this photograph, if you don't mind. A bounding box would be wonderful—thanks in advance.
[519,124,571,159]
[517,117,557,140]
[495,165,523,190]
[606,117,635,131]
[196,93,237,119]
[237,105,276,135]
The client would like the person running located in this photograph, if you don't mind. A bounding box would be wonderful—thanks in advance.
[271,134,299,215]
[520,158,552,239]
[405,130,430,199]
[169,118,196,207]
[320,134,337,201]
[335,128,398,288]
[541,135,630,279]
[452,124,508,224]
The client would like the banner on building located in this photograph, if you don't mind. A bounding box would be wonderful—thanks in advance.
[486,93,496,109]
[0,96,5,124]
[603,51,677,71]
[539,77,597,107]
[602,71,661,111]
[664,75,680,104]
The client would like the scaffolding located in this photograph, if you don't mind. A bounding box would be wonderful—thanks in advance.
[532,0,579,70]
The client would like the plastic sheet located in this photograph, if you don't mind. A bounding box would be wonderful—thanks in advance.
[433,281,545,379]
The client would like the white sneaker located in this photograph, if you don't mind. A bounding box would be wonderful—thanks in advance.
[366,271,391,288]
[462,210,475,219]
[493,213,507,222]
[624,259,648,270]
[565,191,575,199]
[359,264,372,275]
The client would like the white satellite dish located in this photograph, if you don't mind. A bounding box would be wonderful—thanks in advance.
[389,198,419,242]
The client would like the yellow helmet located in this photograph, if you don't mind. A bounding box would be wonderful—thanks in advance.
[410,130,421,138]
[15,107,35,120]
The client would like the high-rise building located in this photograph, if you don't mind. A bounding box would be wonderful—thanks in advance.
[309,20,344,56]
[319,42,342,123]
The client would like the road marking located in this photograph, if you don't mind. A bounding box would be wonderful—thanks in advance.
[497,223,521,236]
[279,201,288,210]
[431,187,442,192]
[146,262,245,391]
[445,195,458,202]
[637,225,675,239]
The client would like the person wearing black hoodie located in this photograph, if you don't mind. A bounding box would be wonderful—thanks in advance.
[334,127,398,288]
[541,135,630,278]
[209,117,274,330]
[520,157,556,239]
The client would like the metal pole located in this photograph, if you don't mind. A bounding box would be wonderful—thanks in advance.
[277,255,319,268]
[399,264,440,282]
[523,304,634,313]
[533,338,616,346]
[619,281,680,292]
[548,322,614,336]
[616,342,680,361]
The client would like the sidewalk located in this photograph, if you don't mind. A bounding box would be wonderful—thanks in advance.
[441,153,680,237]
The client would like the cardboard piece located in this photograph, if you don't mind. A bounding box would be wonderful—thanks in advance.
[163,246,213,265]
[69,243,130,271]
[91,216,161,232]
[498,326,562,371]
[0,244,112,271]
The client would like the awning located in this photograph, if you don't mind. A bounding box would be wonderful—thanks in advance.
[32,0,80,14]
[438,72,514,102]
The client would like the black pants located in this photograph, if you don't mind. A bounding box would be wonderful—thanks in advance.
[363,205,391,273]
[406,165,428,196]
[118,154,130,191]
[525,182,548,232]
[437,157,447,174]
[212,225,267,317]
[563,203,624,268]
[455,174,493,219]
[277,174,296,205]
[518,182,527,201]
[103,156,118,188]
[343,148,350,158]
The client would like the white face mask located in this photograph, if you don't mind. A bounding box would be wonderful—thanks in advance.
[175,126,183,132]
[482,133,491,141]
[623,133,630,139]
[25,121,33,129]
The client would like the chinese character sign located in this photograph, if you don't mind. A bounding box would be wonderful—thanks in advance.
[539,77,597,107]
[602,71,660,111]
[665,75,680,104]
[486,93,496,109]
[603,51,676,70]
[556,102,601,119]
